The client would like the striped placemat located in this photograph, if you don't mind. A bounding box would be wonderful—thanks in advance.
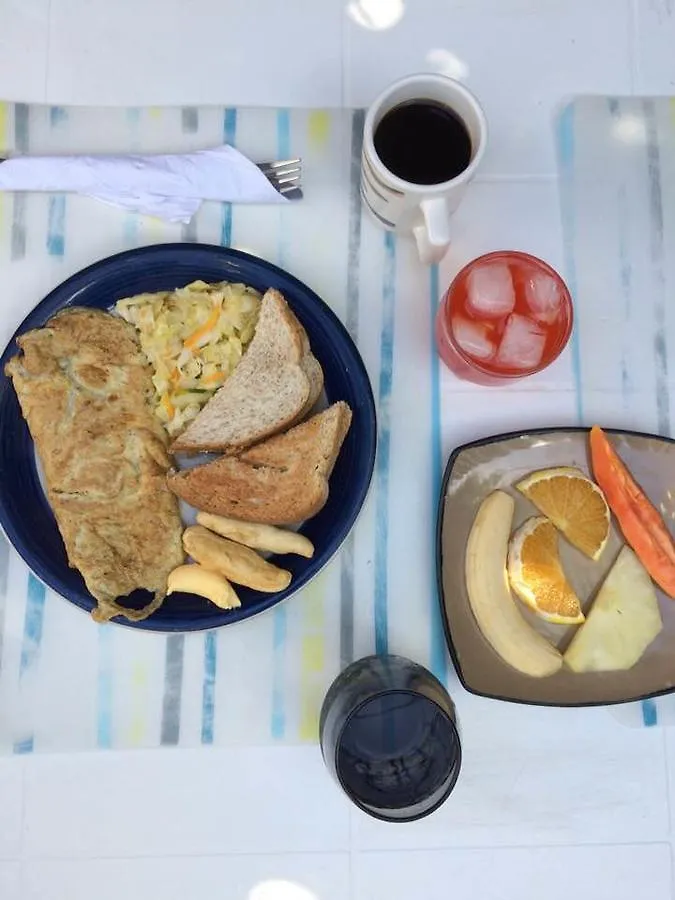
[0,95,670,752]
[557,96,675,728]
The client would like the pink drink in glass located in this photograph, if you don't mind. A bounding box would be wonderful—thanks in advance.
[435,251,573,386]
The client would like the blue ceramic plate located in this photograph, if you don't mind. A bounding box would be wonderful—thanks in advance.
[0,243,376,632]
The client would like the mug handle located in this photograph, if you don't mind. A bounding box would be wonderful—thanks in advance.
[413,198,451,265]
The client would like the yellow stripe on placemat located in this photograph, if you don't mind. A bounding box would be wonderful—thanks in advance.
[149,107,163,121]
[308,110,330,148]
[128,661,148,746]
[298,573,327,741]
[670,98,675,125]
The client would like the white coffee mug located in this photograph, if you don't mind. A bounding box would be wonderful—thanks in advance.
[361,74,487,265]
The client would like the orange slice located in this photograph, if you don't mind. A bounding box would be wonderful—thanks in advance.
[507,517,585,625]
[516,466,610,561]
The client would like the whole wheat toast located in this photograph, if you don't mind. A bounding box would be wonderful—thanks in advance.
[167,402,352,525]
[171,288,322,454]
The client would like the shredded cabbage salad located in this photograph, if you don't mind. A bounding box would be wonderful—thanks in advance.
[116,280,261,436]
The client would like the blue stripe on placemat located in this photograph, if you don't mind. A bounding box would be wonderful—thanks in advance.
[374,231,396,655]
[220,109,237,247]
[13,573,47,754]
[270,108,292,739]
[123,215,139,248]
[13,737,34,754]
[97,626,113,748]
[429,265,447,684]
[641,697,658,727]
[49,106,67,127]
[46,109,67,257]
[126,107,141,129]
[47,195,66,257]
[201,631,217,744]
[19,574,45,675]
[557,102,584,423]
[198,106,238,743]
[271,603,287,739]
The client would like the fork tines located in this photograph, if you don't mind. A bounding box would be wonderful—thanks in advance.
[257,158,303,200]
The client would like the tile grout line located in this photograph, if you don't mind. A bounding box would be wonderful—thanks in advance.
[16,839,675,864]
[663,728,674,847]
[346,840,675,857]
[339,0,347,111]
[629,0,640,94]
[18,757,27,897]
[44,0,54,102]
[348,808,355,899]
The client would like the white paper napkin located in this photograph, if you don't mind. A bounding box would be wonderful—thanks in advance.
[0,144,286,222]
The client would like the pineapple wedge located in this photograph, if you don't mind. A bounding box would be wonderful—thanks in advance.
[564,546,663,673]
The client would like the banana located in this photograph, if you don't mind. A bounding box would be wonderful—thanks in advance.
[465,490,562,678]
[166,564,241,610]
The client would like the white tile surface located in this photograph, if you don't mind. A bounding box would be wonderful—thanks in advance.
[22,854,350,900]
[353,844,672,900]
[0,3,673,899]
[23,748,351,858]
[663,727,675,818]
[344,0,633,176]
[635,0,675,93]
[0,760,23,859]
[0,862,21,900]
[352,700,669,849]
[45,0,344,107]
[0,0,49,103]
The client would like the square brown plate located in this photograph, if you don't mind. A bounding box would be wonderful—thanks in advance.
[437,427,675,706]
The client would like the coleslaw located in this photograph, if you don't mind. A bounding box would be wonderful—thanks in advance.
[116,280,261,436]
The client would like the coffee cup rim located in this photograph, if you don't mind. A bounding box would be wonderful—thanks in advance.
[364,73,488,194]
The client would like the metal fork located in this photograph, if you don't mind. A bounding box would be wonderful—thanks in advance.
[257,158,303,200]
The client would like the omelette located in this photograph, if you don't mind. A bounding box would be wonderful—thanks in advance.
[5,307,184,622]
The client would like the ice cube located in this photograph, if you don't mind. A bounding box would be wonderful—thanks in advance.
[452,316,495,361]
[496,314,546,371]
[466,263,515,318]
[524,272,562,324]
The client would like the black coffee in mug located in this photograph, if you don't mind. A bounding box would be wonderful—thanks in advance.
[373,99,472,186]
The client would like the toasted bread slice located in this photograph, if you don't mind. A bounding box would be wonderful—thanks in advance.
[298,351,324,419]
[171,289,320,454]
[167,402,352,524]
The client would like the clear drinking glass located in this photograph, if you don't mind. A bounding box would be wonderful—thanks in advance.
[435,250,573,385]
[319,655,461,822]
